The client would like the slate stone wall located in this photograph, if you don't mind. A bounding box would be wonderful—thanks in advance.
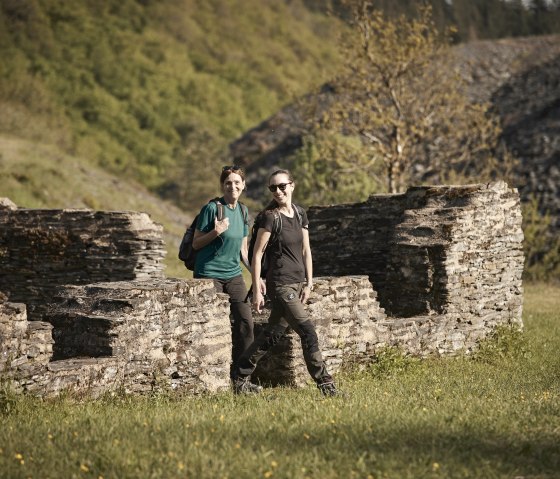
[0,300,53,375]
[2,279,232,397]
[308,181,524,324]
[252,276,386,386]
[0,199,166,321]
[0,183,525,396]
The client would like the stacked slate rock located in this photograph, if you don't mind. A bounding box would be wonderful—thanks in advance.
[383,182,524,322]
[43,279,231,395]
[309,182,524,356]
[252,276,386,386]
[0,299,53,376]
[0,199,166,321]
[307,194,407,300]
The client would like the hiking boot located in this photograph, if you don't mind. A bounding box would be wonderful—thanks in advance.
[233,376,262,395]
[317,380,337,397]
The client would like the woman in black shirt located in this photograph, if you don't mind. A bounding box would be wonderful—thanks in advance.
[233,169,337,396]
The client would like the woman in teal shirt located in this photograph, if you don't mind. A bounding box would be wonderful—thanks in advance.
[192,166,259,390]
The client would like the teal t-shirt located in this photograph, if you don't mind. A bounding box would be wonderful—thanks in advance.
[194,199,248,280]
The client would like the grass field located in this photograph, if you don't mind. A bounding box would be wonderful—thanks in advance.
[1,283,559,479]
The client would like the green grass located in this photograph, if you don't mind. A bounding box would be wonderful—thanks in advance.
[1,283,559,478]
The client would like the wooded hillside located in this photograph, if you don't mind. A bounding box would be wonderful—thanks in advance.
[1,0,558,278]
[0,0,343,208]
[2,0,559,210]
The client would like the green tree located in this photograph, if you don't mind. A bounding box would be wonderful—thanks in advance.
[292,131,384,205]
[298,2,511,196]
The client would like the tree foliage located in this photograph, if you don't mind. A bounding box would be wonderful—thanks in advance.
[317,0,560,41]
[0,0,343,210]
[292,131,384,205]
[294,2,513,198]
[0,0,557,211]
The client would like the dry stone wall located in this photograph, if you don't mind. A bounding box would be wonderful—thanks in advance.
[2,279,232,397]
[0,300,53,375]
[47,279,232,394]
[0,198,165,321]
[308,181,524,350]
[252,276,386,386]
[0,183,525,396]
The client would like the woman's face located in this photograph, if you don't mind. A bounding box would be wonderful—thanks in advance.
[222,172,245,202]
[268,173,293,206]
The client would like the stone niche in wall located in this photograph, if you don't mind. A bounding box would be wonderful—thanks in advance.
[308,181,524,325]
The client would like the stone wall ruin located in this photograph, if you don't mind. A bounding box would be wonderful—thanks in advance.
[0,182,525,395]
[0,197,165,321]
[1,280,232,396]
[308,181,524,322]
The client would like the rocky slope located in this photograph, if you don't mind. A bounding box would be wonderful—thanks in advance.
[457,35,560,228]
[230,35,560,229]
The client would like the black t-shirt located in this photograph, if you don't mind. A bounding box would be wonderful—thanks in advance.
[262,209,309,286]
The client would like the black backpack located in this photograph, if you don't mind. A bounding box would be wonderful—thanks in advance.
[179,199,248,271]
[248,203,304,278]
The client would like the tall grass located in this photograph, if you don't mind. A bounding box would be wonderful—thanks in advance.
[1,283,559,478]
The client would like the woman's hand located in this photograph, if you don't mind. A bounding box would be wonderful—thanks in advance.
[214,217,229,235]
[252,290,265,313]
[299,285,312,304]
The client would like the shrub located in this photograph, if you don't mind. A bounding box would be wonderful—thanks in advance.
[522,196,560,282]
[473,324,529,364]
[367,346,420,379]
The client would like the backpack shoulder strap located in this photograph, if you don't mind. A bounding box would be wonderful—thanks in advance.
[210,198,224,221]
[293,204,304,226]
[271,209,282,237]
[239,201,249,226]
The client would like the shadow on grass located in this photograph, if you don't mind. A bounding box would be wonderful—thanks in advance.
[238,419,560,476]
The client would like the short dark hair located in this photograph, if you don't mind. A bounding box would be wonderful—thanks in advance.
[220,165,245,184]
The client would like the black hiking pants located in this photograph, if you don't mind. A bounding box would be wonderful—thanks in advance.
[236,282,332,384]
[202,275,254,379]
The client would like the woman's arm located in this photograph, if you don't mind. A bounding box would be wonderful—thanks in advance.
[192,217,229,250]
[240,236,250,270]
[251,228,271,313]
[300,227,313,303]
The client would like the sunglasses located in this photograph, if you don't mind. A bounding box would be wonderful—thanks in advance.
[222,165,241,172]
[268,182,292,193]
